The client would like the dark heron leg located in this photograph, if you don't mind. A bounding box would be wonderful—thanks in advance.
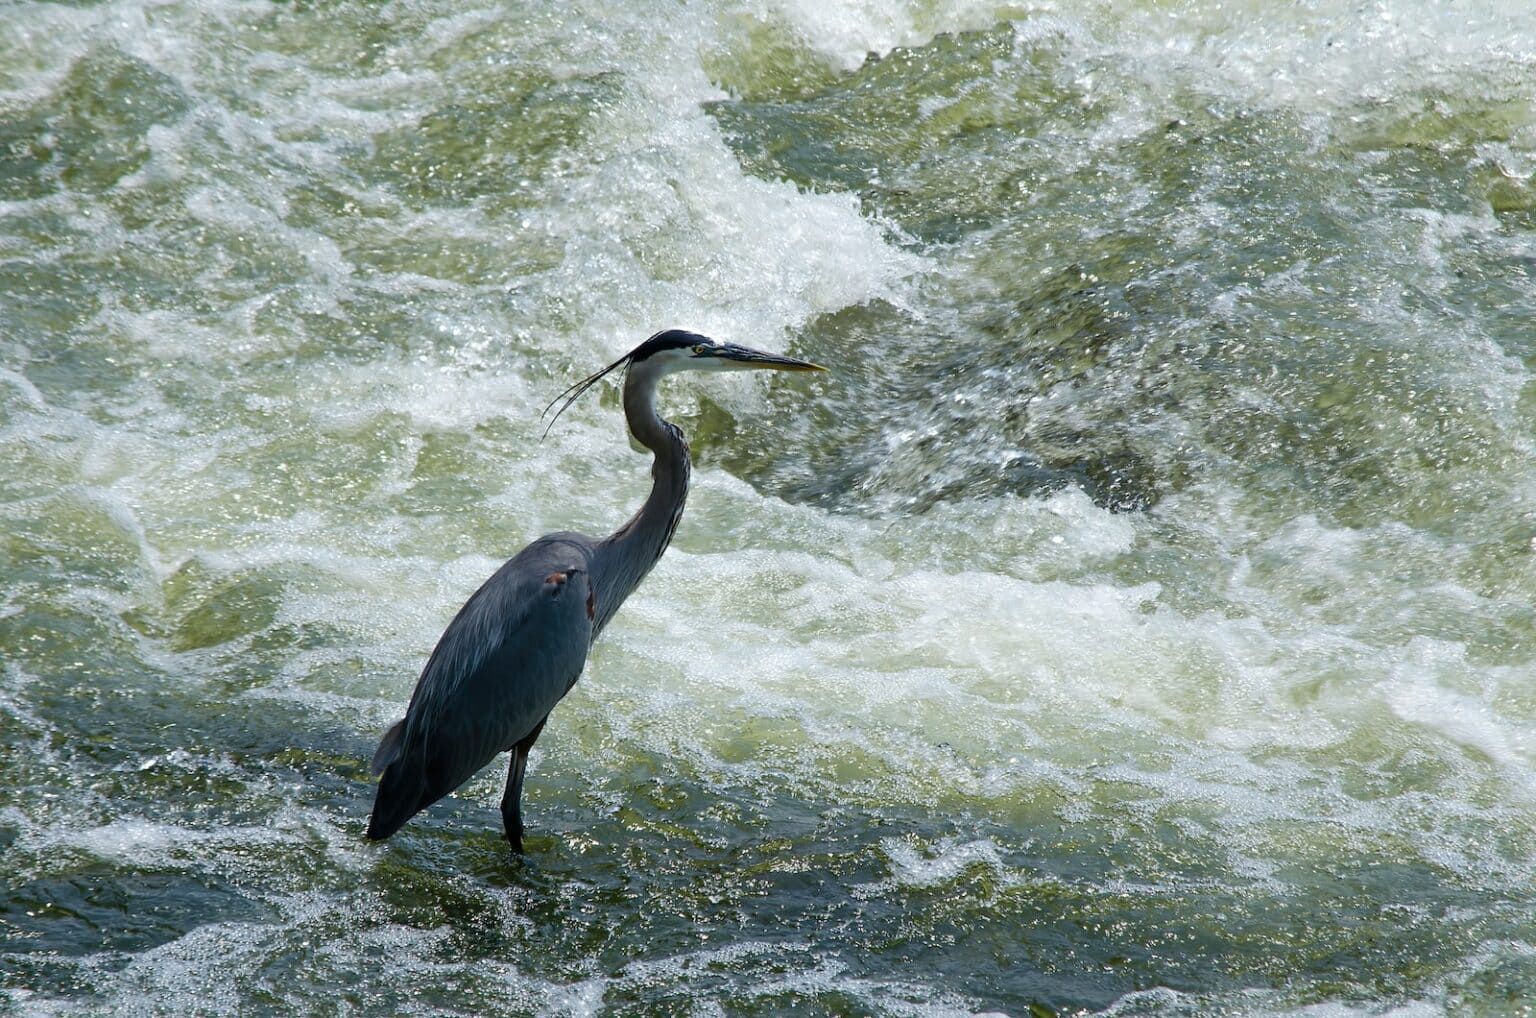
[500,718,547,852]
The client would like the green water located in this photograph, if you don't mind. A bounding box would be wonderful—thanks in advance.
[3,1,1535,1014]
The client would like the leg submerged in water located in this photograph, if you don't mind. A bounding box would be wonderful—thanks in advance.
[501,718,547,853]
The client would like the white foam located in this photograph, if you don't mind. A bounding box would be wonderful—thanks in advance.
[4,2,1535,1014]
[536,938,1006,1018]
[1082,0,1536,117]
[877,836,1009,888]
[728,0,1023,73]
[1386,639,1536,784]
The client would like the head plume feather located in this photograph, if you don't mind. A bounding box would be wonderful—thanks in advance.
[539,331,711,439]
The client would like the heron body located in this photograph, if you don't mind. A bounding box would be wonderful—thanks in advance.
[366,330,823,850]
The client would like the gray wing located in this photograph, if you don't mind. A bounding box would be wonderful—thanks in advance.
[367,535,596,838]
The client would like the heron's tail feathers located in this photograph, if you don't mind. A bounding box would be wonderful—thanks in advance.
[367,719,423,841]
[371,719,407,776]
[367,757,427,841]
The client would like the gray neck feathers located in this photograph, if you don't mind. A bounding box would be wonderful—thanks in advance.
[590,361,691,635]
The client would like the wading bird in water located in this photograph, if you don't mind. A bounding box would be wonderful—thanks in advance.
[366,330,824,850]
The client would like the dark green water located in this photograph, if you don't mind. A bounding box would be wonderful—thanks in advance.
[3,1,1535,1014]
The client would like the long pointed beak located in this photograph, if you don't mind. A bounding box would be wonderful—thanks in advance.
[707,343,827,372]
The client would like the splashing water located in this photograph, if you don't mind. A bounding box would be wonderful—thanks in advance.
[3,0,1535,1014]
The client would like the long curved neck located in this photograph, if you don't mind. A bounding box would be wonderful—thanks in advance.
[590,366,690,635]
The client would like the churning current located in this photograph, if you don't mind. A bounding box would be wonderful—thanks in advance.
[2,0,1535,1015]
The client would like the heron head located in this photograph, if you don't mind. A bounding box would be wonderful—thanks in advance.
[542,330,824,435]
[630,329,826,375]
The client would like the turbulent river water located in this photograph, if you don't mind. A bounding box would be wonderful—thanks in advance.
[4,1,1536,1014]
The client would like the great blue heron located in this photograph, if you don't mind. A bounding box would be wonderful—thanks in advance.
[366,329,824,850]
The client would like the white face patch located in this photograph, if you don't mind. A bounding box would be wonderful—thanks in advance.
[646,341,739,376]
[630,343,710,381]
